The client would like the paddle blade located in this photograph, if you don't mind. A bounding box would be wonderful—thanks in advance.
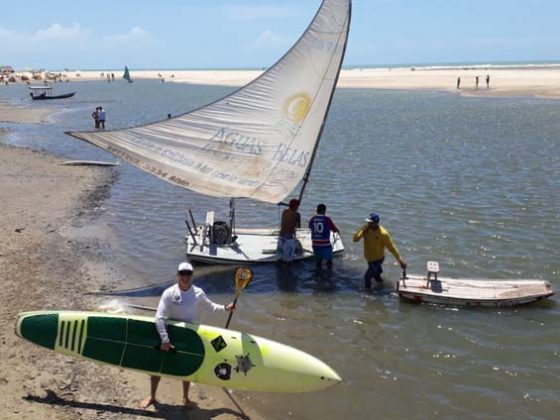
[234,267,253,292]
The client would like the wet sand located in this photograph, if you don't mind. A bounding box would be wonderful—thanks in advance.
[0,139,258,419]
[0,101,54,124]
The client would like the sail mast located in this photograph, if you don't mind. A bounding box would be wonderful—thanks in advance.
[298,2,352,204]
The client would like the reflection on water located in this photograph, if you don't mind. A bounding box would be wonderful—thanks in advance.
[1,81,559,418]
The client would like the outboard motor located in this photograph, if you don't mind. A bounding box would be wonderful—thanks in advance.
[212,221,231,245]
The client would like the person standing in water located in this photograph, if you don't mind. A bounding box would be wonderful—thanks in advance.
[309,203,339,269]
[98,106,106,129]
[91,107,99,129]
[279,198,301,262]
[353,213,407,289]
[140,262,234,409]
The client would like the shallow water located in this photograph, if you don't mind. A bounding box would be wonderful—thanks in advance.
[1,81,559,418]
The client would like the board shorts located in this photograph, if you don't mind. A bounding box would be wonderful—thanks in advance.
[367,258,384,277]
[312,245,333,260]
[278,236,296,262]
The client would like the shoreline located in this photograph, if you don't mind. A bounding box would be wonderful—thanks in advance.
[0,140,259,419]
[3,65,560,99]
[0,100,55,124]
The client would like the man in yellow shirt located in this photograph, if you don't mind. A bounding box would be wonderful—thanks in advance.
[353,213,407,289]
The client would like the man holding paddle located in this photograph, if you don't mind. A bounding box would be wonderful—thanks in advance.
[140,262,235,409]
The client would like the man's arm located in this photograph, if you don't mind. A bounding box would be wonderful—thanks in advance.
[384,232,407,269]
[327,217,339,234]
[352,225,366,243]
[199,290,232,313]
[155,292,171,344]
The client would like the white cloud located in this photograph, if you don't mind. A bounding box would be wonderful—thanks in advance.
[247,30,292,51]
[0,27,15,37]
[106,26,152,43]
[33,23,88,41]
[0,24,156,68]
[0,23,90,46]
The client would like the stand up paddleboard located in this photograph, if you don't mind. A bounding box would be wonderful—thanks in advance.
[15,311,341,393]
[397,261,554,307]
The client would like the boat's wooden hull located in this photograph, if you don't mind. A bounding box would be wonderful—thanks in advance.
[187,228,344,264]
[397,275,554,307]
[30,92,75,100]
[62,160,119,167]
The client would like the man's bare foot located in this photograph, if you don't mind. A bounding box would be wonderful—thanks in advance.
[139,396,157,409]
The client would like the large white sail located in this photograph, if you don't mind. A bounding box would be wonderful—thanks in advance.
[67,0,351,204]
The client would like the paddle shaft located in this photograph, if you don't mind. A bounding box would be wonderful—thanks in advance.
[224,295,239,329]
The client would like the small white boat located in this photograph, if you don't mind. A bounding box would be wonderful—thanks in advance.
[62,160,119,167]
[397,261,554,307]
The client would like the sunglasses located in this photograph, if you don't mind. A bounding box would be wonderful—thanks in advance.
[178,270,193,276]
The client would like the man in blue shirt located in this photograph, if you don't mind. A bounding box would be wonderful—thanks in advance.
[308,203,339,269]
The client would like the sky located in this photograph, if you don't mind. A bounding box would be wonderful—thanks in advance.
[1,0,559,70]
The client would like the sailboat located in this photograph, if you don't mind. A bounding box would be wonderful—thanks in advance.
[67,0,351,264]
[123,66,133,83]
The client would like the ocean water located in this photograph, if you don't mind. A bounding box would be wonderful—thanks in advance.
[1,81,559,419]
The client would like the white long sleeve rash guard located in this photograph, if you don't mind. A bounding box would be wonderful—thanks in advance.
[155,283,226,343]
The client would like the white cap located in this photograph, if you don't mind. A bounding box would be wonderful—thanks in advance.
[177,262,193,273]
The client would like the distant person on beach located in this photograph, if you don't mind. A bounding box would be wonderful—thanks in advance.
[107,73,111,82]
[309,204,339,269]
[279,198,301,262]
[111,72,115,81]
[91,107,99,129]
[98,106,106,129]
[167,113,172,119]
[140,262,234,409]
[457,77,461,89]
[353,213,407,289]
[475,76,479,89]
[486,74,490,89]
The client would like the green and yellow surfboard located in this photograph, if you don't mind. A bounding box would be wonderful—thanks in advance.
[16,311,341,393]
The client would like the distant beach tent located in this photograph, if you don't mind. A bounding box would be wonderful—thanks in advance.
[123,66,133,83]
[1,65,15,75]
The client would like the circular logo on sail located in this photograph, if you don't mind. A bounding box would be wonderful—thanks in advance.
[283,93,311,123]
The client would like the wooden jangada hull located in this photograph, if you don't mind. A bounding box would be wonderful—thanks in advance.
[397,274,554,307]
[30,92,75,100]
[187,228,344,264]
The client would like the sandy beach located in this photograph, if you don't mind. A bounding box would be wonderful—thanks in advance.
[0,136,258,419]
[57,65,560,99]
[0,101,54,124]
[1,59,558,418]
[5,64,560,99]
